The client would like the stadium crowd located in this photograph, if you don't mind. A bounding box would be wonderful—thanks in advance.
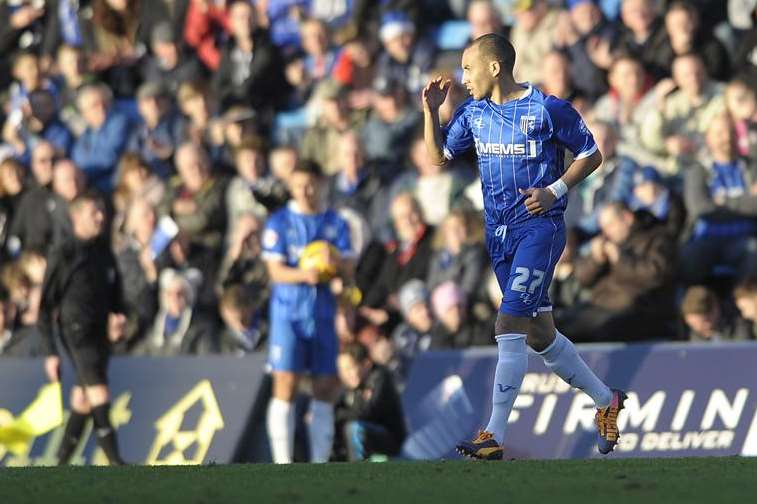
[1,0,757,383]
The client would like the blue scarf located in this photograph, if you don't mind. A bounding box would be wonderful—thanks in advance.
[710,161,747,200]
[59,0,83,47]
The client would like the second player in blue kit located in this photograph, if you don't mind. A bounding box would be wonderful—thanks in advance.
[423,33,627,460]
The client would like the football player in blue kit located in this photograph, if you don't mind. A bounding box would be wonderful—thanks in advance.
[423,33,627,460]
[262,160,353,463]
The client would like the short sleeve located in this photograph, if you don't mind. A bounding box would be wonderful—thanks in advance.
[261,213,286,261]
[442,99,474,160]
[333,216,353,259]
[544,96,598,160]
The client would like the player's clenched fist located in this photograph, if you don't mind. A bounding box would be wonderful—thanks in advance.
[422,76,451,112]
[519,187,556,215]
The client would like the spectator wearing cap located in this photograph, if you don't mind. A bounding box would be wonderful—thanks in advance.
[611,0,669,81]
[375,10,437,95]
[360,75,420,172]
[680,113,757,284]
[656,1,730,82]
[128,82,186,180]
[301,79,364,175]
[627,166,687,239]
[388,279,434,378]
[554,0,615,101]
[430,281,490,348]
[143,21,204,95]
[71,83,133,193]
[212,0,290,115]
[509,0,560,83]
[639,53,725,175]
[681,285,753,342]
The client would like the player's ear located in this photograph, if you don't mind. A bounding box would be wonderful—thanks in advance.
[489,61,501,78]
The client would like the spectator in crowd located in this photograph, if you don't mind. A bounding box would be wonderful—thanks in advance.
[114,198,160,351]
[159,142,226,251]
[50,159,85,246]
[135,268,217,356]
[8,141,58,254]
[426,210,487,300]
[734,276,757,338]
[0,285,42,357]
[510,0,560,83]
[555,0,615,101]
[627,166,687,238]
[360,76,420,172]
[559,201,678,342]
[389,279,434,378]
[301,79,364,176]
[217,212,268,292]
[680,113,757,284]
[389,135,471,229]
[218,283,266,355]
[335,342,406,461]
[612,0,669,80]
[128,82,186,179]
[325,131,382,220]
[299,18,339,90]
[7,50,57,118]
[184,0,230,71]
[539,50,580,102]
[430,280,490,348]
[176,79,220,152]
[467,0,507,41]
[639,53,725,175]
[725,77,757,160]
[0,158,27,250]
[591,55,653,148]
[86,0,145,97]
[2,89,72,165]
[143,21,204,95]
[375,11,436,95]
[112,153,166,237]
[225,137,286,239]
[681,285,754,342]
[71,83,133,193]
[361,193,435,327]
[213,0,290,114]
[0,2,46,81]
[549,227,589,314]
[659,1,730,82]
[54,44,94,137]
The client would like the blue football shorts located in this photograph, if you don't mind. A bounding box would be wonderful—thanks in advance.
[485,215,566,318]
[268,317,338,375]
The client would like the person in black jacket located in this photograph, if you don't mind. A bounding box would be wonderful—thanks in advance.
[335,342,406,461]
[39,191,126,466]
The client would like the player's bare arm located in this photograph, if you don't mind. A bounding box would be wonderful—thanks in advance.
[520,149,603,215]
[422,76,451,166]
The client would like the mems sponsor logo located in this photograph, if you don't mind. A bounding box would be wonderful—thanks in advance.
[474,138,537,157]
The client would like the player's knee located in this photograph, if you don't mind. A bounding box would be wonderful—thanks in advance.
[272,372,298,402]
[526,316,556,352]
[70,387,91,414]
[84,384,109,407]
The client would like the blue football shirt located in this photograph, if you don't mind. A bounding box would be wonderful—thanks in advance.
[262,201,352,321]
[443,84,597,228]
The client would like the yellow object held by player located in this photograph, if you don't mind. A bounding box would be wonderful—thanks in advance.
[299,240,340,282]
[0,382,63,455]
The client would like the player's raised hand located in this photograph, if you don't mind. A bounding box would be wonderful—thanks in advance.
[422,76,451,112]
[519,187,556,215]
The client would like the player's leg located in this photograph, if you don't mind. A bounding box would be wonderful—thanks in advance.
[266,319,303,464]
[82,381,124,466]
[307,318,340,463]
[57,386,91,466]
[456,228,529,460]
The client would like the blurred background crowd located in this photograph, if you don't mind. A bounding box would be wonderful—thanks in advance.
[1,0,757,385]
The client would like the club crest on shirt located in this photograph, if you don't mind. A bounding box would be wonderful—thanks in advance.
[519,115,536,134]
[472,117,485,130]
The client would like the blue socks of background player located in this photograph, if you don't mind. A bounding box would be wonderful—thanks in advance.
[538,330,612,408]
[485,334,528,445]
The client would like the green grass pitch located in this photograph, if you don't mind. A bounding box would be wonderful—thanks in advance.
[2,457,755,503]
